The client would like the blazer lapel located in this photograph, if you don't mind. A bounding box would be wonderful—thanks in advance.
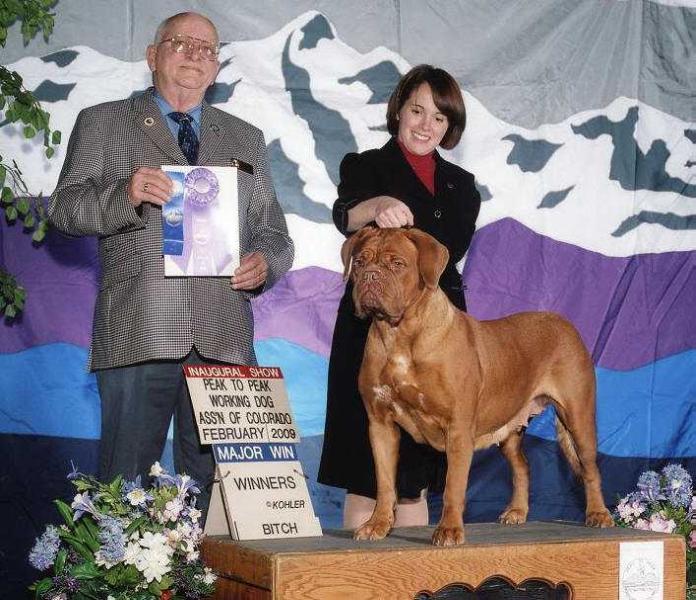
[133,89,187,165]
[197,104,226,166]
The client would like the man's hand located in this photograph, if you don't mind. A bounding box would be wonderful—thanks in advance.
[127,167,173,207]
[373,196,414,228]
[231,252,268,290]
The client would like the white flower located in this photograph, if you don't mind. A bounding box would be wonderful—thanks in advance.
[163,497,184,522]
[139,549,171,583]
[165,528,182,546]
[123,540,142,566]
[149,462,164,477]
[188,507,202,522]
[133,531,174,582]
[203,567,217,585]
[126,488,149,506]
[185,549,200,563]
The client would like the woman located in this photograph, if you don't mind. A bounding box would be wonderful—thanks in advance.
[318,65,481,528]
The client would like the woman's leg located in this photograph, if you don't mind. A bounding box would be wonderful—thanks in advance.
[343,490,428,528]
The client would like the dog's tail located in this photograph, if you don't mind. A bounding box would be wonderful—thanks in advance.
[556,419,582,476]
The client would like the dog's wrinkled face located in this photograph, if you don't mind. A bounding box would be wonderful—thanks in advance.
[342,227,449,325]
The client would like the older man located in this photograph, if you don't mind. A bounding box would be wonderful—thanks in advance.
[49,12,294,509]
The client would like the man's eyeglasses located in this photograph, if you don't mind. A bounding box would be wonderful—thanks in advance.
[159,35,219,61]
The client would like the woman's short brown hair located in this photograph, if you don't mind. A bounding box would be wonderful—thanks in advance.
[386,64,466,150]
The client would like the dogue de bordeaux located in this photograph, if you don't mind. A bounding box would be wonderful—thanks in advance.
[343,226,613,546]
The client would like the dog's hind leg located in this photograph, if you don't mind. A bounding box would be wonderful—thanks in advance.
[553,399,614,528]
[498,429,529,525]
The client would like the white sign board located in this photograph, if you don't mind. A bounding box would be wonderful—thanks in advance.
[619,540,664,600]
[184,364,322,540]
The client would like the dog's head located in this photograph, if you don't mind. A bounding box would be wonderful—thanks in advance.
[341,227,449,325]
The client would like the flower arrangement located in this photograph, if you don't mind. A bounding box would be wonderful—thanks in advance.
[28,462,216,600]
[614,463,696,598]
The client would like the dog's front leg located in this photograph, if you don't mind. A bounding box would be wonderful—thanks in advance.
[432,429,473,546]
[353,418,400,540]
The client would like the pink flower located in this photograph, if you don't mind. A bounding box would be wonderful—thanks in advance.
[634,518,651,531]
[617,498,646,522]
[648,513,676,534]
[689,530,696,549]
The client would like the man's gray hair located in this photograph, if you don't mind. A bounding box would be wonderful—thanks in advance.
[153,12,218,44]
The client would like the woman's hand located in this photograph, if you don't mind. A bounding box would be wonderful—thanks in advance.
[345,195,414,231]
[373,196,414,228]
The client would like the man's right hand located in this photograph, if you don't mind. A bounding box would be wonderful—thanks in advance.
[127,167,173,207]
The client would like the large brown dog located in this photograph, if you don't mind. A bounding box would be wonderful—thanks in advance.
[343,226,613,546]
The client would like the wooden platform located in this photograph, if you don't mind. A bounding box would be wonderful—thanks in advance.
[202,521,685,599]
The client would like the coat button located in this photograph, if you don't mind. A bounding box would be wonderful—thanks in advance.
[434,209,442,218]
[447,182,454,189]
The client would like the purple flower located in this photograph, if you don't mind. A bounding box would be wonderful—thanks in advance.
[122,475,153,507]
[660,463,693,509]
[122,475,143,495]
[95,515,126,566]
[52,574,81,593]
[149,462,178,488]
[636,470,663,502]
[71,492,100,521]
[66,461,82,481]
[175,474,201,498]
[29,525,61,571]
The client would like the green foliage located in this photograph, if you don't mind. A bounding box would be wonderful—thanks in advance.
[0,268,25,318]
[0,0,60,320]
[29,466,217,600]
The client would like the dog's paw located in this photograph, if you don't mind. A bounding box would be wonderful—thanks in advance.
[498,507,528,525]
[431,525,465,546]
[353,519,392,541]
[585,509,614,528]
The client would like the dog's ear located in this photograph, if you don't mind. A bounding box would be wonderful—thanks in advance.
[405,228,449,289]
[340,226,376,280]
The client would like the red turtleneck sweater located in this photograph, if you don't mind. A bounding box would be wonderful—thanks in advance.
[398,139,436,195]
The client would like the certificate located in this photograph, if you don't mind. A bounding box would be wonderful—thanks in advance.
[161,165,240,277]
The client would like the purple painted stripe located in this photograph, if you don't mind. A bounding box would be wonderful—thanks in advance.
[252,266,343,357]
[0,222,97,354]
[462,218,696,371]
[3,218,694,371]
[0,219,345,358]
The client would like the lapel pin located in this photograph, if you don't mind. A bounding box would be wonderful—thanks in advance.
[447,182,455,189]
[144,117,154,127]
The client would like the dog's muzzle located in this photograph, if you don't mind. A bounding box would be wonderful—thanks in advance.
[354,267,403,324]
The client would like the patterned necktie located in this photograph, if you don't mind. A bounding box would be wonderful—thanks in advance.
[168,112,199,165]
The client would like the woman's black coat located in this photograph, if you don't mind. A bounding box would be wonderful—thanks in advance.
[318,137,481,498]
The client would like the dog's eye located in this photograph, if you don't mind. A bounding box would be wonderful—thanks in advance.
[392,259,406,268]
[353,257,364,268]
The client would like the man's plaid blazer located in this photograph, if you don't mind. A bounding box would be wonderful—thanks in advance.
[49,88,294,371]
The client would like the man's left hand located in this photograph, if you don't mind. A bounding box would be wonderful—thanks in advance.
[231,252,268,290]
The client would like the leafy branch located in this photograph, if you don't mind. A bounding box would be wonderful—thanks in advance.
[0,0,59,320]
